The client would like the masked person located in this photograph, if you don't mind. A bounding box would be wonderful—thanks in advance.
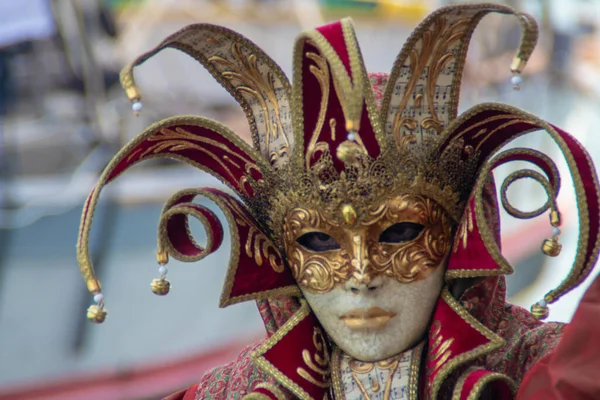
[76,3,600,399]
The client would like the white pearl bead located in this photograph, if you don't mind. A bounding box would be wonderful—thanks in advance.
[511,75,522,86]
[158,266,168,275]
[552,227,561,236]
[537,299,547,307]
[132,101,143,112]
[93,293,104,303]
[347,132,356,141]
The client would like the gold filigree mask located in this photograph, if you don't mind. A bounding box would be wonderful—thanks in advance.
[283,194,453,293]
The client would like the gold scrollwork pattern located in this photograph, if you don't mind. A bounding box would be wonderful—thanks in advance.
[390,15,472,146]
[284,208,351,292]
[453,203,473,252]
[368,194,452,283]
[224,196,285,273]
[283,195,452,293]
[297,327,331,389]
[429,320,455,373]
[132,127,261,196]
[209,42,290,165]
[349,359,400,400]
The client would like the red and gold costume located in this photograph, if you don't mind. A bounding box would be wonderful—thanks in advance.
[76,3,600,399]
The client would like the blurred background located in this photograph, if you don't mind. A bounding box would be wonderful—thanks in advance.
[0,0,599,399]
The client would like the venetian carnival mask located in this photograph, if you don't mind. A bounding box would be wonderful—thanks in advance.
[283,194,453,360]
[75,7,600,397]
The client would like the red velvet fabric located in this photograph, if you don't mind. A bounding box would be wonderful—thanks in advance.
[427,296,492,385]
[203,190,297,302]
[442,109,599,293]
[517,273,600,400]
[447,196,506,273]
[259,311,328,399]
[166,202,223,258]
[300,21,380,172]
[315,21,351,76]
[106,124,263,197]
[491,152,559,188]
[552,125,600,270]
[438,110,534,170]
[458,370,514,400]
[252,387,279,399]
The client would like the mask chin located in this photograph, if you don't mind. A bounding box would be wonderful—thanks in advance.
[301,265,446,362]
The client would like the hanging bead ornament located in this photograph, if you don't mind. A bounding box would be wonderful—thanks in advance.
[511,73,522,91]
[132,101,143,117]
[532,210,562,320]
[531,298,549,320]
[151,251,171,295]
[346,120,358,141]
[87,292,107,323]
[541,210,562,257]
[510,57,525,91]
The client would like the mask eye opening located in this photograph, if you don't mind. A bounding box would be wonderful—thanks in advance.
[296,232,341,252]
[378,222,424,244]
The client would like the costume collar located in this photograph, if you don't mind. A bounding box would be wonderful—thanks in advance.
[252,300,331,400]
[425,288,505,399]
[250,286,504,400]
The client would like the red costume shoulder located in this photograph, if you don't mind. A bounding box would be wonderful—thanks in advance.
[517,273,600,400]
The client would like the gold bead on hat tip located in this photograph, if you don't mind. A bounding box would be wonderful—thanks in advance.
[345,120,357,132]
[156,251,169,265]
[550,210,561,227]
[151,278,170,296]
[542,238,562,257]
[510,57,526,74]
[530,302,549,320]
[87,304,107,323]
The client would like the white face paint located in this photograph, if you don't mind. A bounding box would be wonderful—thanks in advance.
[301,266,445,362]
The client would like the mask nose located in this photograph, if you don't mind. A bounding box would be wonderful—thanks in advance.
[345,275,384,295]
[350,234,372,285]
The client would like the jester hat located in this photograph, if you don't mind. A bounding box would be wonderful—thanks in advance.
[77,3,600,333]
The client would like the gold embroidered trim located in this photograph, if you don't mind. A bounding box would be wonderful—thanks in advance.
[451,367,517,400]
[76,115,270,297]
[252,299,318,400]
[439,102,599,304]
[330,347,344,400]
[428,288,505,399]
[158,203,217,263]
[156,187,301,307]
[298,327,331,389]
[208,42,290,154]
[254,383,289,400]
[408,341,425,399]
[291,19,369,170]
[381,3,538,131]
[243,394,273,400]
[120,24,292,165]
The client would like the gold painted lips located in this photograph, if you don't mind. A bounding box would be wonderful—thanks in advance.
[340,307,397,331]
